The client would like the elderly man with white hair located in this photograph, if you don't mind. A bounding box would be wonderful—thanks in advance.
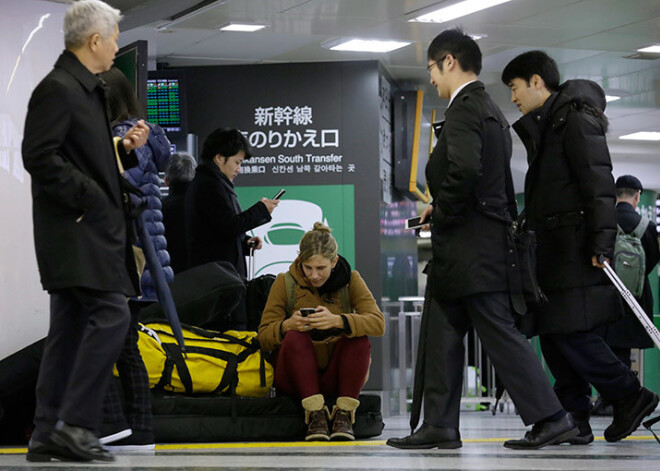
[22,0,148,462]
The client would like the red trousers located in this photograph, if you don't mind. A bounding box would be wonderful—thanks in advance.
[274,331,371,399]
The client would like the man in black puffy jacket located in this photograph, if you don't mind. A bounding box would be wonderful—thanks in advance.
[501,50,658,445]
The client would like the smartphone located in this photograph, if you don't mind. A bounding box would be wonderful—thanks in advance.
[300,308,316,317]
[405,216,425,230]
[273,189,286,200]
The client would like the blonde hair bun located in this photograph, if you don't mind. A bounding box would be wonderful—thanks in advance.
[312,222,331,233]
[299,222,337,262]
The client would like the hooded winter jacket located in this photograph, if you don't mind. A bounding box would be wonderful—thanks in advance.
[513,79,623,334]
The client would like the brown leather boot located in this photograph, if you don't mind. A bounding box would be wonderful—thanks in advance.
[330,397,360,441]
[302,394,329,441]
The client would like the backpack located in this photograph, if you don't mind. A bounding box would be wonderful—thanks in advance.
[613,216,648,298]
[131,322,273,397]
[245,274,277,331]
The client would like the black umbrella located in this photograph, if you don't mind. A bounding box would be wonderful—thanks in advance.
[134,210,186,354]
[409,267,448,433]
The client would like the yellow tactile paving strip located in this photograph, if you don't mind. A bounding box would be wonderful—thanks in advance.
[0,435,656,454]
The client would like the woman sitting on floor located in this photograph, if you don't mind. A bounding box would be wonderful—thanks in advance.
[258,222,385,441]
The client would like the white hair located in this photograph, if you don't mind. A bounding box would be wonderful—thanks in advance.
[64,0,122,49]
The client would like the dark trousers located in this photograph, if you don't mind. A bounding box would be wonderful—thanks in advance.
[611,346,632,369]
[424,292,562,428]
[102,303,152,433]
[32,288,130,441]
[540,331,640,413]
[274,332,371,399]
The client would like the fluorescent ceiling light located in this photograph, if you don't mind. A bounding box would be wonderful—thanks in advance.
[329,39,411,53]
[637,45,660,53]
[410,0,513,23]
[619,132,660,141]
[220,23,267,32]
[605,95,621,102]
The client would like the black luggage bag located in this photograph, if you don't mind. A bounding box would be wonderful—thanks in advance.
[151,392,384,442]
[0,339,44,444]
[140,261,246,329]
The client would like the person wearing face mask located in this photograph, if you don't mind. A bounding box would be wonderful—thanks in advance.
[185,128,279,329]
[258,223,385,442]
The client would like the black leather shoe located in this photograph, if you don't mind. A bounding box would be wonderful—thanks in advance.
[386,422,461,449]
[561,410,594,445]
[26,438,88,462]
[604,387,659,442]
[504,413,578,450]
[51,421,115,462]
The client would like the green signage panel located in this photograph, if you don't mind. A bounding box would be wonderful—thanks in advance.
[236,185,355,277]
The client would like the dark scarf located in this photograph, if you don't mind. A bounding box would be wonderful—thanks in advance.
[317,254,351,296]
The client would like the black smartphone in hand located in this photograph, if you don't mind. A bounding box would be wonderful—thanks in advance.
[300,308,316,317]
[273,189,286,200]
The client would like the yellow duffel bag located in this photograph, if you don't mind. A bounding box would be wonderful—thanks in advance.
[131,322,273,398]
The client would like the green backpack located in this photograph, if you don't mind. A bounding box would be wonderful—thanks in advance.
[613,216,648,298]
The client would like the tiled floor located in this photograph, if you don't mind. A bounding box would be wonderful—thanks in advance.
[1,410,658,470]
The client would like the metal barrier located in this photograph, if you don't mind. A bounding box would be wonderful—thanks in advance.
[385,296,505,416]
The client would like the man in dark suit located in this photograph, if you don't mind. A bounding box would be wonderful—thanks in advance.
[21,0,148,462]
[387,29,576,451]
[501,50,658,444]
[162,152,197,274]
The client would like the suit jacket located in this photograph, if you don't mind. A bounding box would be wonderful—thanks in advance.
[184,163,271,277]
[600,202,659,348]
[426,81,517,301]
[22,50,138,295]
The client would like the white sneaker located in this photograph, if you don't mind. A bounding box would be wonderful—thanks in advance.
[99,427,132,445]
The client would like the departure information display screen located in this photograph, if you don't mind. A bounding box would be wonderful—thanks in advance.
[147,78,182,132]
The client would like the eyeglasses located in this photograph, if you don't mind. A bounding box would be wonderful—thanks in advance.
[426,55,448,75]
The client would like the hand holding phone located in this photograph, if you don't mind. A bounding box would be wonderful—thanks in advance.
[273,189,286,200]
[300,308,316,317]
[405,216,424,230]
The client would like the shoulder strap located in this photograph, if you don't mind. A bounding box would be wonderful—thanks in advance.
[284,272,296,315]
[633,216,649,239]
[285,271,352,314]
[339,283,351,313]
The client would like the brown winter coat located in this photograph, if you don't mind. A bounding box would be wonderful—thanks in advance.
[257,258,385,369]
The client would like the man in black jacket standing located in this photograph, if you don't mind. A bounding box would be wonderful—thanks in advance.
[387,29,576,451]
[185,128,279,329]
[21,0,148,462]
[501,51,658,444]
[605,175,660,362]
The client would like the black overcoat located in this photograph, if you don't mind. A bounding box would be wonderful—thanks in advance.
[22,51,138,295]
[513,80,623,334]
[184,163,271,277]
[600,202,659,348]
[426,81,517,301]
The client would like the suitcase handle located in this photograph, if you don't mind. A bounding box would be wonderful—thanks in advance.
[600,255,660,350]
